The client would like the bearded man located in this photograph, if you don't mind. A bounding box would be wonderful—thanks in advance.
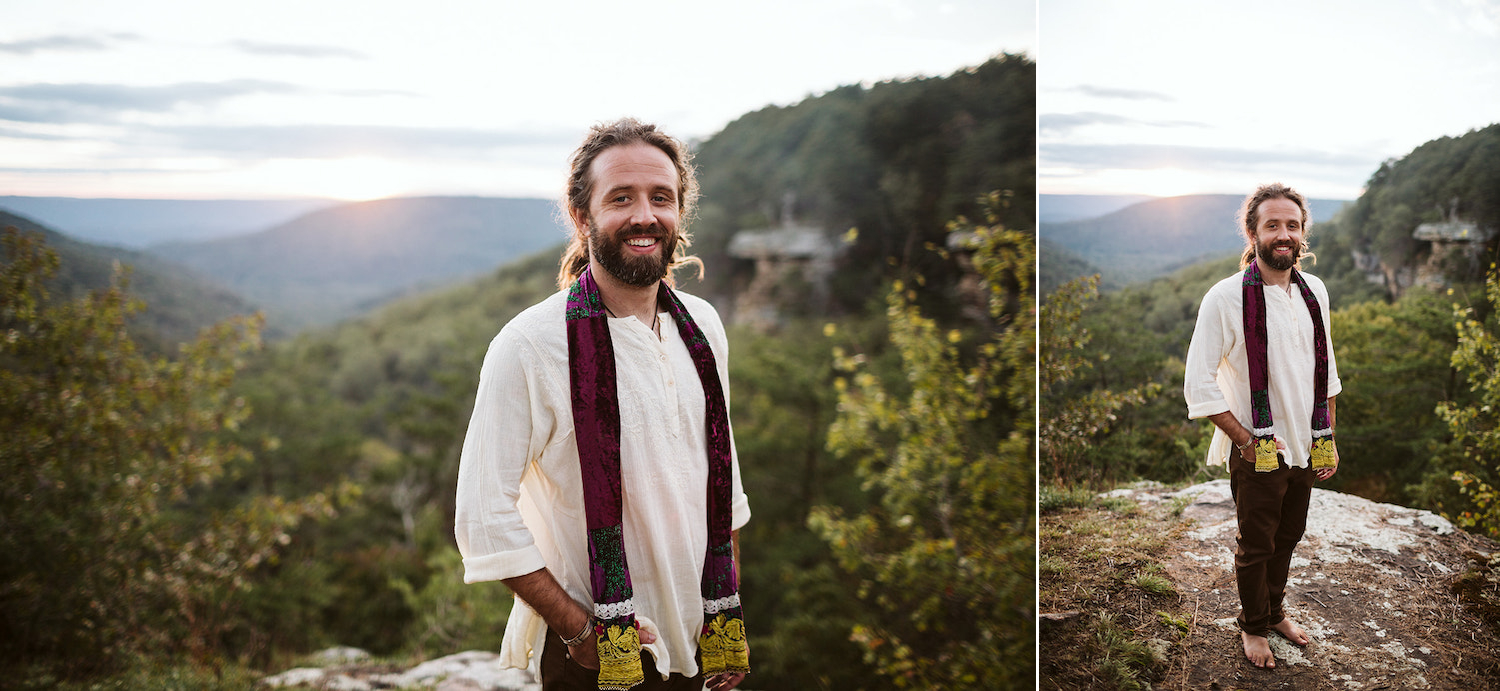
[1183,182,1341,669]
[455,118,750,691]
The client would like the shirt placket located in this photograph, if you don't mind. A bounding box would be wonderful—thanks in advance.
[652,313,682,437]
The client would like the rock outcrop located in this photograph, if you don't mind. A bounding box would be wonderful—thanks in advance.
[1103,480,1500,689]
[260,650,539,691]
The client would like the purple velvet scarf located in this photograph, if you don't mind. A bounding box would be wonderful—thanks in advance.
[1242,261,1335,472]
[565,266,748,690]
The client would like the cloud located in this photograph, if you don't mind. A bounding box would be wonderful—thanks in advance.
[0,80,308,123]
[143,124,578,159]
[1039,111,1207,134]
[1065,85,1175,102]
[1041,143,1379,171]
[229,40,367,59]
[0,33,139,55]
[0,125,75,141]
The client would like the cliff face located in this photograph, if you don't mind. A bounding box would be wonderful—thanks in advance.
[1105,480,1500,689]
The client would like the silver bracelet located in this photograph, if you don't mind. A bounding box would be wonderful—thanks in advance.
[1235,437,1255,451]
[561,616,594,647]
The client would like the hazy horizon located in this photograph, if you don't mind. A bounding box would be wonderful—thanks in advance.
[0,0,1033,201]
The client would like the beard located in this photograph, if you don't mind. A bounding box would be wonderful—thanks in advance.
[588,219,678,288]
[1256,237,1300,271]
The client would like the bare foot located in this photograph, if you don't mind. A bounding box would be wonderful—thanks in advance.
[1242,632,1275,668]
[1273,617,1310,646]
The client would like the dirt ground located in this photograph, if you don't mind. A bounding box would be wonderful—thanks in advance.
[1042,481,1500,690]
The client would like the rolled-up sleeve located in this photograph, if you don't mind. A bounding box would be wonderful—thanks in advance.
[455,328,550,583]
[1184,285,1234,419]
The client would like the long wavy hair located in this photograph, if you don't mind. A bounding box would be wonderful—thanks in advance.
[556,118,702,289]
[1237,182,1315,270]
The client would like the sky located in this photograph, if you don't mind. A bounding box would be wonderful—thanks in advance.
[1039,0,1500,199]
[0,0,1033,201]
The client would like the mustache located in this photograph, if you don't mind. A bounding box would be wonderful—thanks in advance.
[600,223,666,237]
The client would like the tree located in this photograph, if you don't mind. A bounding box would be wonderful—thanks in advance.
[0,228,339,676]
[810,193,1034,688]
[1436,266,1500,536]
[1039,276,1157,486]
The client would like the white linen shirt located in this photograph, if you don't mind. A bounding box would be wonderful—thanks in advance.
[454,288,751,680]
[1183,270,1342,468]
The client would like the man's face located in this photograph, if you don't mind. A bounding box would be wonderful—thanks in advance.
[1253,197,1305,272]
[576,142,681,288]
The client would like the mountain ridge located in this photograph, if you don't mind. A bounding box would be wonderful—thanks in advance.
[1041,193,1350,290]
[1,209,261,348]
[146,196,567,331]
[0,196,336,248]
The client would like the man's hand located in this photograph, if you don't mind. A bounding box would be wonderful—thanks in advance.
[564,625,657,670]
[566,630,599,670]
[707,671,746,690]
[1235,434,1286,463]
[1314,440,1339,481]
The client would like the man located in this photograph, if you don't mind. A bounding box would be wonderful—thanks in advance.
[1184,182,1341,669]
[454,118,750,691]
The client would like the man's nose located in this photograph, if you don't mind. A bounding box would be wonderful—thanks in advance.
[628,198,657,228]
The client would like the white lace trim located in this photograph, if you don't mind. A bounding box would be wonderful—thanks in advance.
[594,599,636,620]
[703,593,741,614]
[1252,426,1275,437]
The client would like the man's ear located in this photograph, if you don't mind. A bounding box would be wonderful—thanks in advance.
[568,206,590,240]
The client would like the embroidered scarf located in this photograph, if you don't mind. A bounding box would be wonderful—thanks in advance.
[565,266,749,690]
[1242,261,1336,472]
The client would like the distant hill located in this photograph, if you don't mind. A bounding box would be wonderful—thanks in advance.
[147,196,567,331]
[1,209,260,350]
[1039,238,1111,297]
[1040,193,1350,290]
[0,197,336,248]
[1038,194,1156,223]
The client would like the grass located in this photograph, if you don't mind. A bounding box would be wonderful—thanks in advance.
[1094,612,1164,691]
[1040,481,1194,690]
[20,659,264,691]
[1129,572,1176,597]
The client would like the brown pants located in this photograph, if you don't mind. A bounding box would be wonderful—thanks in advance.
[1229,453,1314,637]
[541,629,704,691]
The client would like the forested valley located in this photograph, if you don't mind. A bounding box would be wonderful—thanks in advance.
[1,54,1035,689]
[1042,123,1500,514]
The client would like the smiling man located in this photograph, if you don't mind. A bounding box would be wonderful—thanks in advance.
[1184,182,1342,670]
[455,118,750,691]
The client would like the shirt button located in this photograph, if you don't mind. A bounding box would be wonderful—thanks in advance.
[659,354,666,362]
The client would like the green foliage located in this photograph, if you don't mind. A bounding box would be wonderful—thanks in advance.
[1436,266,1500,536]
[0,229,341,677]
[1038,484,1098,513]
[727,319,882,689]
[1331,123,1500,297]
[217,245,562,654]
[1329,288,1463,502]
[692,55,1035,317]
[812,195,1034,688]
[392,547,512,656]
[1039,275,1158,485]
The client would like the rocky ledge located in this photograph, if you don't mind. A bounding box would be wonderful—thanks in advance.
[260,648,539,691]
